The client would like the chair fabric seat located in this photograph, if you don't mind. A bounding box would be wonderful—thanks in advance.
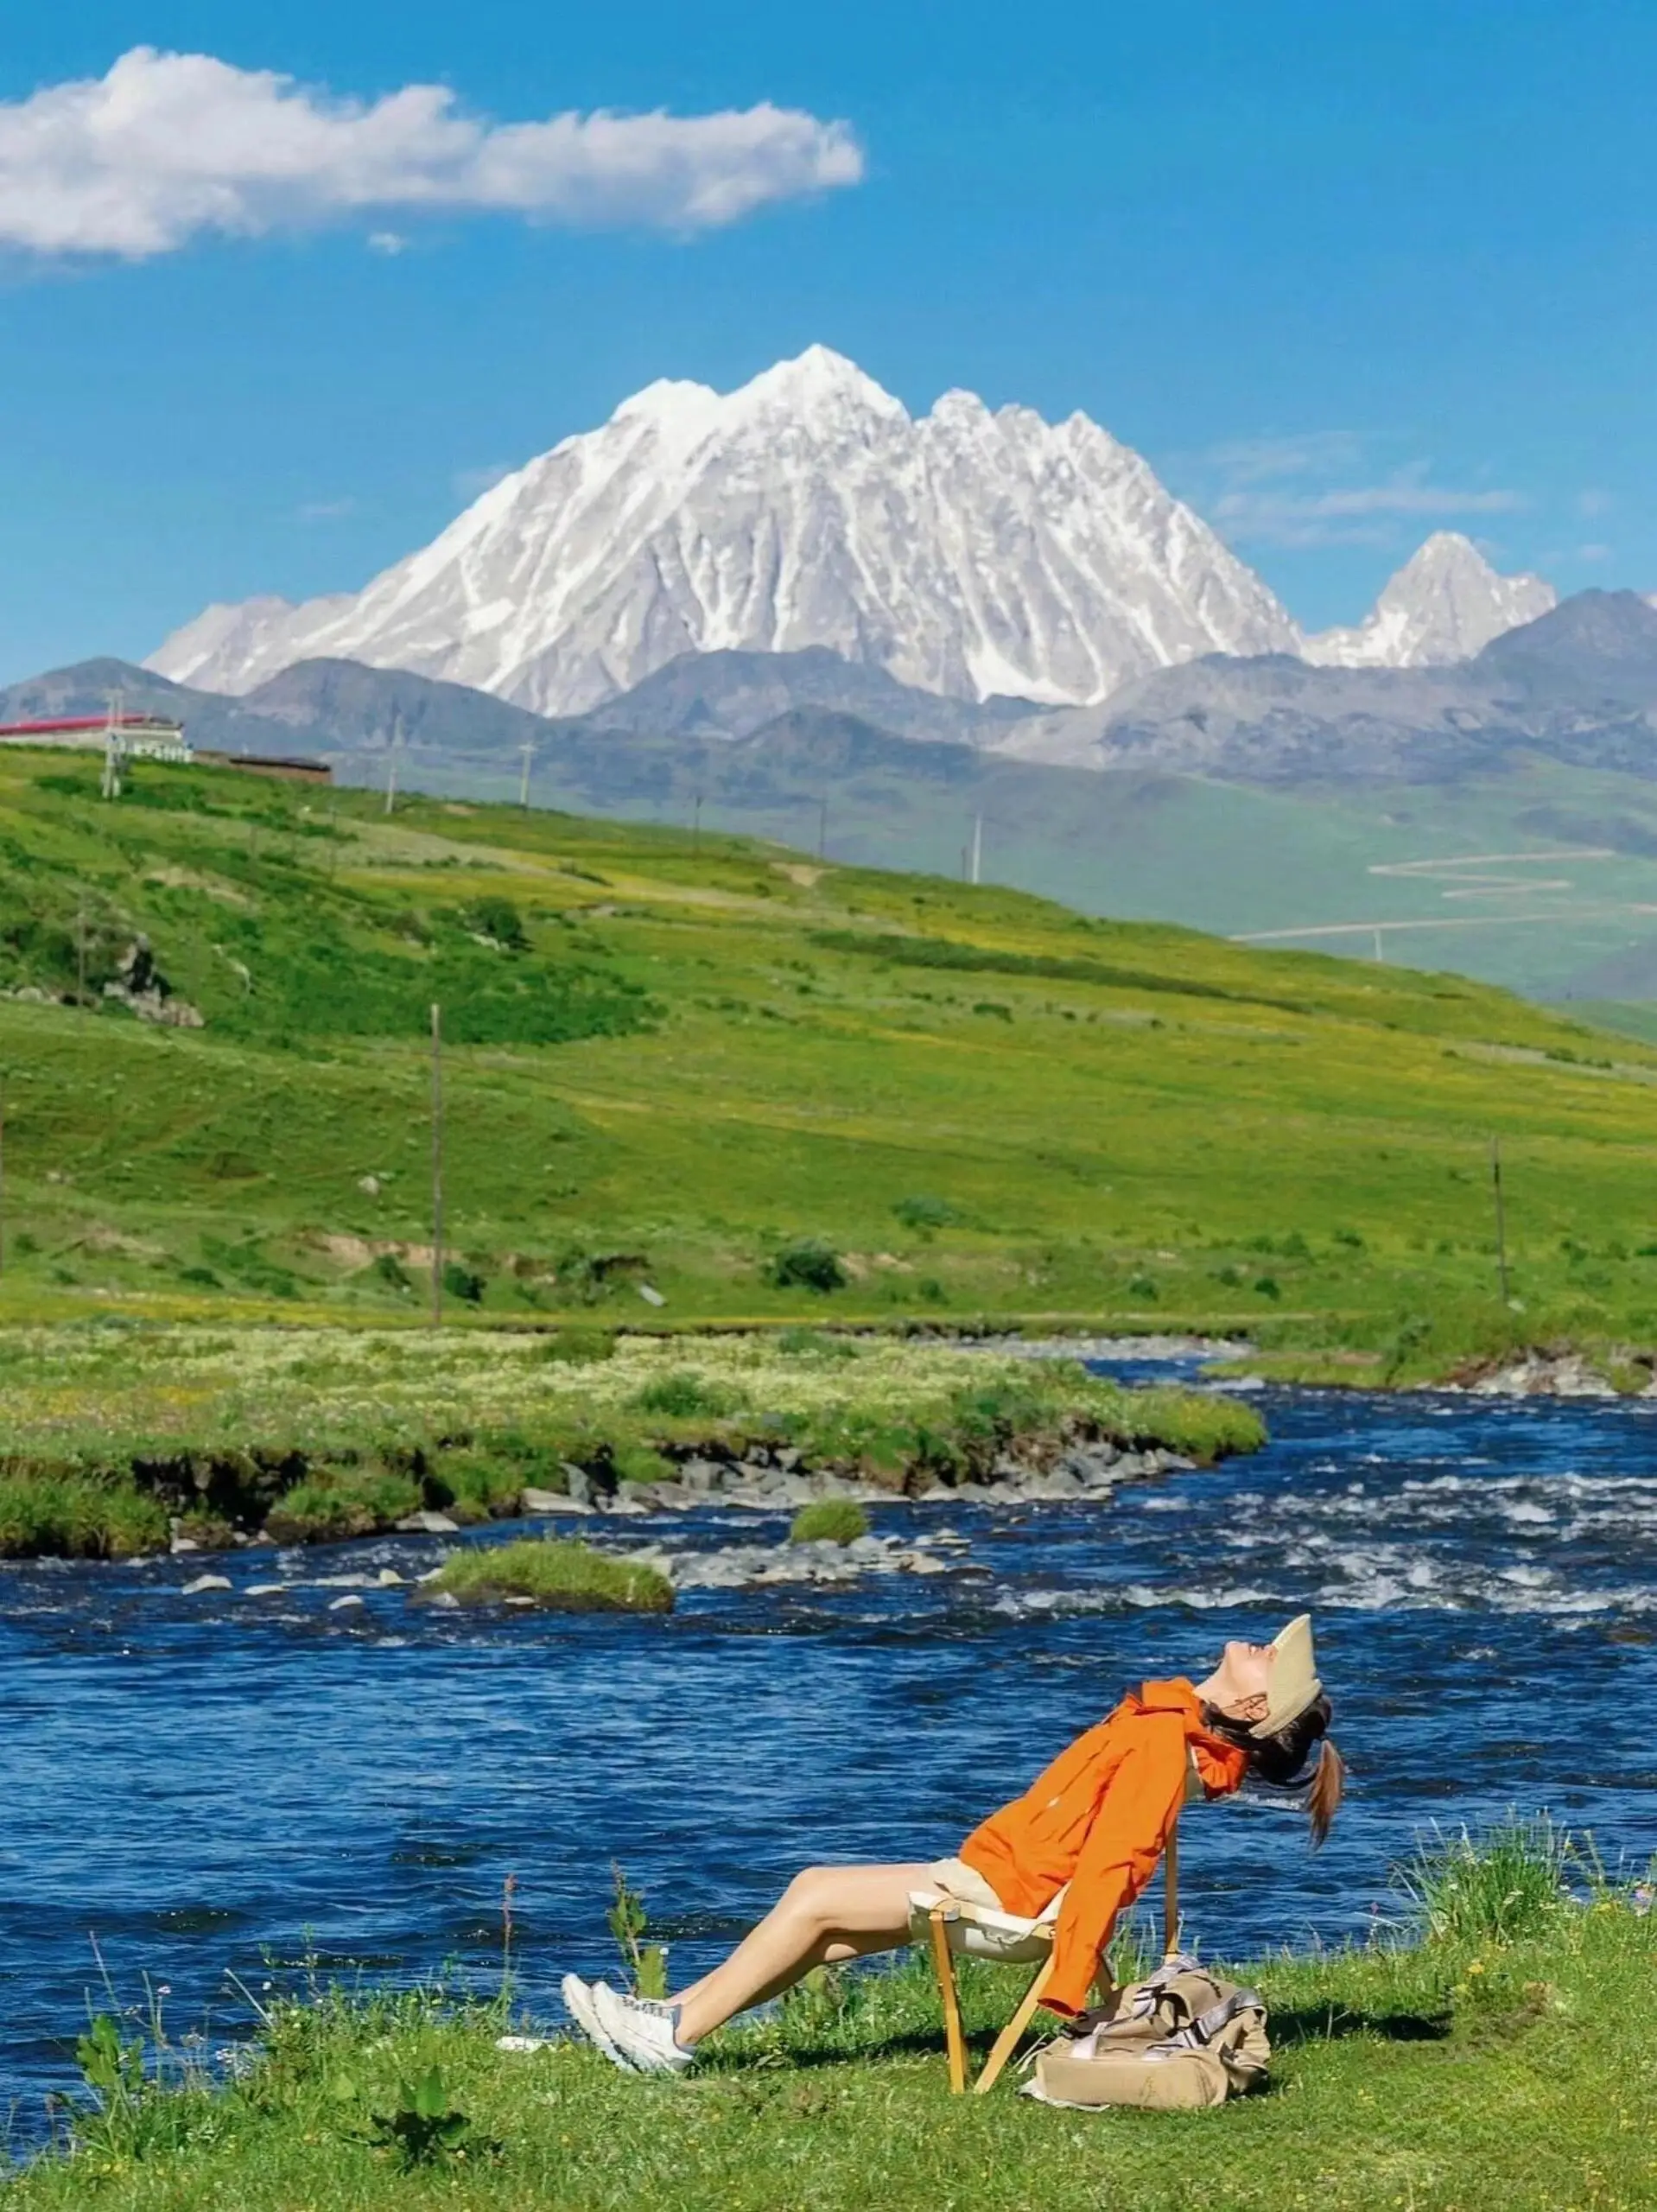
[906,1887,1060,1964]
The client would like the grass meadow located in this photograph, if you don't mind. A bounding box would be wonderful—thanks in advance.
[7,1823,1654,2212]
[0,747,1656,1382]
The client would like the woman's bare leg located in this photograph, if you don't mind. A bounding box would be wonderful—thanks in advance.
[670,1864,930,2044]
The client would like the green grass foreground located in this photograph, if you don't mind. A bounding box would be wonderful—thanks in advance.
[11,1827,1657,2212]
[425,1538,674,1612]
[4,747,1657,1377]
[0,1327,1257,1557]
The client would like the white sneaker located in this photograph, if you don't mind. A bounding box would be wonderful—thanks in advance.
[561,1973,632,2070]
[589,1981,695,2075]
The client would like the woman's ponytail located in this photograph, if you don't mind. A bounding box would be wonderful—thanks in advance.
[1303,1736,1344,1847]
[1205,1688,1344,1845]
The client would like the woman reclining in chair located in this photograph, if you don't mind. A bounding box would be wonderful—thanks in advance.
[562,1613,1343,2075]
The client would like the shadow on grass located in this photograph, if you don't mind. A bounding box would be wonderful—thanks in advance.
[705,2001,1453,2082]
[1270,2000,1450,2046]
[702,2028,954,2076]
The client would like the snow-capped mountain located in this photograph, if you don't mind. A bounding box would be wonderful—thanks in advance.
[1303,532,1556,669]
[149,346,1304,714]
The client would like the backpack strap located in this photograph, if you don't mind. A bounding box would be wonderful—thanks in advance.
[1150,1984,1267,2054]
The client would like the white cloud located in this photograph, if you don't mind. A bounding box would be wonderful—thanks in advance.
[0,48,865,258]
[296,496,359,521]
[1205,444,1526,549]
[1201,430,1366,486]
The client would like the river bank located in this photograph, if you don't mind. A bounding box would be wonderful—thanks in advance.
[962,1325,1657,1402]
[7,1827,1651,2212]
[0,1325,1261,1561]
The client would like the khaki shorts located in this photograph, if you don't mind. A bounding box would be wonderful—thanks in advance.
[925,1855,1005,1911]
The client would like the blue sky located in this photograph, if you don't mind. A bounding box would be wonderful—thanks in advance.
[1,0,1653,683]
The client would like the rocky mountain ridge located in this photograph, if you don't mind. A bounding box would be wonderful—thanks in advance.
[992,590,1657,783]
[141,347,1417,714]
[1303,532,1556,668]
[29,589,1657,798]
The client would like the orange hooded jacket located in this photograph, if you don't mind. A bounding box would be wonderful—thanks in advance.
[957,1678,1248,2018]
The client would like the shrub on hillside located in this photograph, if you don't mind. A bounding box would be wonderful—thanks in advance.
[442,1262,486,1306]
[892,1193,961,1232]
[200,1237,300,1300]
[556,1248,652,1304]
[770,1240,847,1294]
[458,895,529,951]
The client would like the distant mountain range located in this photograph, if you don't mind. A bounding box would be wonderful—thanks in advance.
[22,586,1657,1015]
[17,587,1657,798]
[992,590,1657,782]
[144,348,1553,715]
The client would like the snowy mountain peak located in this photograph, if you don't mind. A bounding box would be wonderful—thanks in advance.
[1304,531,1557,669]
[740,343,905,417]
[149,348,1305,714]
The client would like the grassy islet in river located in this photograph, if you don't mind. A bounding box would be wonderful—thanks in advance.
[424,1537,674,1613]
[789,1499,872,1545]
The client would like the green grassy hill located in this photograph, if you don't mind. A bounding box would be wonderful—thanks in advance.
[3,741,1657,1365]
[365,726,1657,1009]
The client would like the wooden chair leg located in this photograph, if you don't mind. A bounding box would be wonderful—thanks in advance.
[972,1954,1055,2096]
[1163,1818,1181,1958]
[928,1906,968,2094]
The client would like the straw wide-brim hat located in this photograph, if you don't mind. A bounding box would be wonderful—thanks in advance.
[1251,1613,1323,1738]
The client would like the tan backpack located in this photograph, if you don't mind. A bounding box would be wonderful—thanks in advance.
[1023,1953,1270,2112]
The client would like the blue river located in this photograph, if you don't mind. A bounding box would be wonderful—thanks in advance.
[3,1360,1655,2132]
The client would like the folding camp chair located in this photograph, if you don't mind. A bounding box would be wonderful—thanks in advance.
[911,1807,1186,2095]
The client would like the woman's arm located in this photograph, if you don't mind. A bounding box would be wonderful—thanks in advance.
[1043,1715,1190,2016]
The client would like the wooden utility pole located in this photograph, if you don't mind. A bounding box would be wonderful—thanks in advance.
[384,714,403,817]
[518,741,535,809]
[1490,1135,1510,1303]
[692,792,702,852]
[970,812,983,887]
[0,1071,8,1278]
[430,1002,444,1328]
[76,898,86,1005]
[818,798,828,861]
